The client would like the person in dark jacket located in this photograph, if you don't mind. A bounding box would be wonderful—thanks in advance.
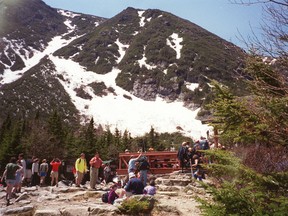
[177,142,188,173]
[124,172,144,197]
[138,156,150,186]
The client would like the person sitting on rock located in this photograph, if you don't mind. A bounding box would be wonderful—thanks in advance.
[108,184,119,204]
[124,172,144,197]
[144,179,156,196]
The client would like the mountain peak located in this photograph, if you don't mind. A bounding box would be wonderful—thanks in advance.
[0,2,246,137]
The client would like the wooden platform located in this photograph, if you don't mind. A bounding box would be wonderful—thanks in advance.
[117,151,181,175]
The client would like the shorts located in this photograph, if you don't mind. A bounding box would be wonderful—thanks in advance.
[40,172,47,177]
[50,171,59,179]
[6,179,16,186]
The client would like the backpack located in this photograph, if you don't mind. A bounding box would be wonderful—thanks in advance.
[102,191,109,203]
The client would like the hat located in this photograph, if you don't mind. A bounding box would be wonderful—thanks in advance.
[129,172,135,179]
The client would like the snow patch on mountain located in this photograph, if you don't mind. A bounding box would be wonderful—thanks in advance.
[58,10,81,18]
[138,11,146,27]
[138,46,156,70]
[115,39,129,64]
[0,15,80,86]
[185,82,199,91]
[0,35,78,85]
[49,54,211,138]
[167,33,183,59]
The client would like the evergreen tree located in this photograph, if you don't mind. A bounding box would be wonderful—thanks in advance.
[122,129,132,151]
[0,115,13,164]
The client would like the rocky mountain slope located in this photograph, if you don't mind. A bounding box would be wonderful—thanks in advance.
[0,0,247,136]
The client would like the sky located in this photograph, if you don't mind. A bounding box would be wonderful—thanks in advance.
[42,0,265,48]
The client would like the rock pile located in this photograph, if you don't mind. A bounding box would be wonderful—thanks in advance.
[0,171,210,216]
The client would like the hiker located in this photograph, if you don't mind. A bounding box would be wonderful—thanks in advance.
[18,153,26,185]
[89,152,102,189]
[13,160,24,193]
[1,157,22,206]
[144,179,156,196]
[108,184,119,204]
[39,159,48,186]
[128,153,142,174]
[138,156,150,186]
[124,172,144,197]
[25,156,33,186]
[177,142,188,173]
[192,154,204,181]
[75,153,88,187]
[199,136,210,150]
[50,158,61,186]
[31,158,40,186]
[103,163,112,184]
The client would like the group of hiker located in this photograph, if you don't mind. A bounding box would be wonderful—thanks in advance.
[0,152,111,206]
[103,152,156,204]
[0,151,156,206]
[177,137,211,181]
[1,137,212,206]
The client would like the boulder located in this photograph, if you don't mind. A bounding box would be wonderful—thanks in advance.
[2,205,34,215]
[155,204,180,215]
[89,204,118,215]
[60,206,90,216]
[34,209,60,216]
[15,192,29,202]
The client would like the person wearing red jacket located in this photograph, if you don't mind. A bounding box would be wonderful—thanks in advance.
[50,158,61,187]
[89,152,102,189]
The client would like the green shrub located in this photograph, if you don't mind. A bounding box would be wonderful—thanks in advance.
[198,150,288,216]
[118,197,152,215]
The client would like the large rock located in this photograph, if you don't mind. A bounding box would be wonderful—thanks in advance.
[60,206,90,216]
[89,204,118,216]
[2,205,34,215]
[34,209,60,216]
[15,192,29,202]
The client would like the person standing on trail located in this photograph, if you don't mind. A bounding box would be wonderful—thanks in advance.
[177,142,188,173]
[138,156,150,186]
[89,152,102,189]
[18,153,26,185]
[1,157,22,206]
[128,153,142,174]
[31,158,40,186]
[50,158,61,187]
[39,159,48,186]
[75,153,88,187]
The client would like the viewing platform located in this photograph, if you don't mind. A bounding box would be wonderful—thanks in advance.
[117,151,181,175]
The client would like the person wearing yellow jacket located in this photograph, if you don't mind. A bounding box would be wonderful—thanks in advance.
[75,153,88,187]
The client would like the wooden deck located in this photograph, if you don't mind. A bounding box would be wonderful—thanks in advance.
[117,151,182,175]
